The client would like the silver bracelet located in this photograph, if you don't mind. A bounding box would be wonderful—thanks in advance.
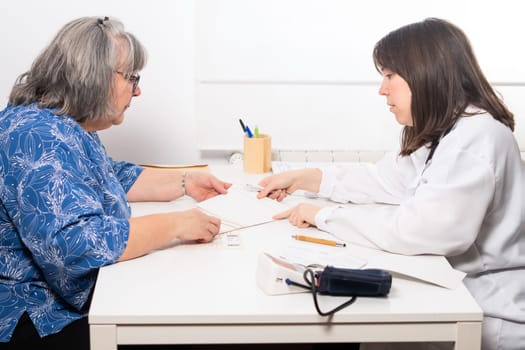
[181,172,187,196]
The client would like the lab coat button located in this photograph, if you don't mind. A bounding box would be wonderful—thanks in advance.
[420,178,428,184]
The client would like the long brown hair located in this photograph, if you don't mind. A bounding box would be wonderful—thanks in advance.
[373,18,514,156]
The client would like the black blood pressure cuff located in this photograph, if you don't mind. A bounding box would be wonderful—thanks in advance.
[317,266,392,297]
[285,266,392,316]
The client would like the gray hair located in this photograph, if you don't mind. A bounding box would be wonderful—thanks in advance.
[9,16,147,122]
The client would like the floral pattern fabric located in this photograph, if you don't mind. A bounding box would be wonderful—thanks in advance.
[0,103,143,341]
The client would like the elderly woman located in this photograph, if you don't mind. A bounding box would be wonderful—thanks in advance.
[0,16,230,349]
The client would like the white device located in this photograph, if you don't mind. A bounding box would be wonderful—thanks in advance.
[255,252,308,295]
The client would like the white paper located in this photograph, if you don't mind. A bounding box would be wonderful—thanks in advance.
[197,184,290,230]
[198,184,465,289]
[268,245,367,270]
[346,243,466,289]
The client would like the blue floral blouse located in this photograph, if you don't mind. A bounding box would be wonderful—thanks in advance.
[0,103,143,341]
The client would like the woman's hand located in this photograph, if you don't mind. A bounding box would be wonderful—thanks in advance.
[121,208,222,261]
[257,168,322,202]
[172,208,221,242]
[273,203,321,228]
[186,172,232,201]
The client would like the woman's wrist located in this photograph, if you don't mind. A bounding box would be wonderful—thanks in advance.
[297,168,322,193]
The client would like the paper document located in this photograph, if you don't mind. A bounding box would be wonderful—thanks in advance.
[257,244,366,295]
[264,240,464,290]
[346,243,466,289]
[199,183,465,289]
[197,184,290,232]
[265,228,464,290]
[267,245,367,271]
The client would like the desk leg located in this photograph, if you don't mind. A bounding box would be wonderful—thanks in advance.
[90,325,117,350]
[454,322,482,350]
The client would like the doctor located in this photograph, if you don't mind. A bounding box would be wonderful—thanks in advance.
[258,18,524,350]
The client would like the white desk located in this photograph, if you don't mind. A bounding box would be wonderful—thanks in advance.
[89,164,483,350]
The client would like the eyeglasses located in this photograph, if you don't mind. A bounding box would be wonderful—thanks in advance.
[115,71,140,93]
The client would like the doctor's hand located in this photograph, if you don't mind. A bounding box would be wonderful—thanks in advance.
[257,168,322,202]
[273,203,322,228]
[186,172,232,202]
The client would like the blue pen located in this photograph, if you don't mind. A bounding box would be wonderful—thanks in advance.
[245,125,254,138]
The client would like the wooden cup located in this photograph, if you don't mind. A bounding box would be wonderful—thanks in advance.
[243,134,272,173]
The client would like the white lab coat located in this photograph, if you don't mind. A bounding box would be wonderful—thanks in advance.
[314,113,525,350]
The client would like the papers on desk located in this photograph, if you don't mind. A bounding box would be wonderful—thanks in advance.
[198,184,465,290]
[257,240,368,295]
[258,237,465,293]
[268,243,367,270]
[197,184,290,233]
[346,243,466,289]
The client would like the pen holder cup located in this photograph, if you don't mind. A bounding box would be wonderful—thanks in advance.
[243,134,272,173]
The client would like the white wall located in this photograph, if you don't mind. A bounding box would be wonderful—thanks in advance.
[0,0,199,164]
[1,0,523,165]
[195,0,525,155]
